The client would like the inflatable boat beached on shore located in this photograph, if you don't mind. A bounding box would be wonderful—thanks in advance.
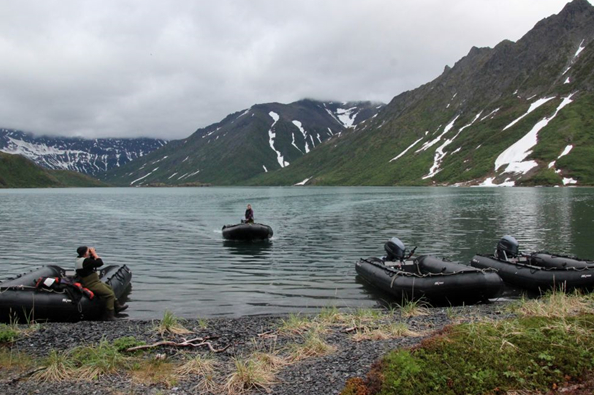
[471,236,594,293]
[0,265,132,323]
[356,238,503,304]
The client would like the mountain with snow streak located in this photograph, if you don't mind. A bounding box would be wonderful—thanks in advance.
[251,0,594,187]
[104,100,382,186]
[0,129,167,177]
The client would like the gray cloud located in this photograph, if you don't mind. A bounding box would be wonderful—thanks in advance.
[0,0,580,139]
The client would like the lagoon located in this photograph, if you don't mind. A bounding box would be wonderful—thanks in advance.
[0,187,592,319]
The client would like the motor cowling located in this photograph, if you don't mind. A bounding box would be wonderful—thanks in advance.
[384,237,406,262]
[496,235,519,260]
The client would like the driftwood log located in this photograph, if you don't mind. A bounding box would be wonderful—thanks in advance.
[126,336,230,353]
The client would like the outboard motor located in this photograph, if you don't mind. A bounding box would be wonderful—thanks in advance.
[384,237,406,262]
[496,235,519,260]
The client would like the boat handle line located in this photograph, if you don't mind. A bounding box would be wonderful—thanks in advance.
[361,258,491,278]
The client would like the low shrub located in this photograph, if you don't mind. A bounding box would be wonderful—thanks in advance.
[0,324,19,343]
[361,314,594,395]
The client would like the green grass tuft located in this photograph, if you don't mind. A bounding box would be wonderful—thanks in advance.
[156,310,192,336]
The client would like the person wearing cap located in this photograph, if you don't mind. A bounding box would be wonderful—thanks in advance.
[75,246,128,321]
[244,204,254,224]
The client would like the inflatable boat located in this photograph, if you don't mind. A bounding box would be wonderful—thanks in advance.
[0,264,132,323]
[222,222,273,241]
[471,235,594,293]
[356,238,503,304]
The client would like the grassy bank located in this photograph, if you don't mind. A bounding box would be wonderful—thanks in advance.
[342,292,594,395]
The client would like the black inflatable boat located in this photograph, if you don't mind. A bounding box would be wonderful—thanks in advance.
[222,222,273,241]
[471,235,594,293]
[356,238,503,304]
[0,265,132,323]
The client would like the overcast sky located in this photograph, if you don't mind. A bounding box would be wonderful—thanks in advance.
[0,0,585,140]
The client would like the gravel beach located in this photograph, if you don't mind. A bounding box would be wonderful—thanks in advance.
[0,303,510,395]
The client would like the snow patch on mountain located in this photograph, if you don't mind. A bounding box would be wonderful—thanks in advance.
[574,39,586,59]
[503,97,555,131]
[480,108,499,121]
[291,133,303,154]
[268,112,289,168]
[131,167,159,185]
[548,144,573,169]
[390,136,423,162]
[495,94,575,174]
[292,120,310,153]
[416,116,459,153]
[294,177,311,186]
[423,112,481,179]
[334,107,358,128]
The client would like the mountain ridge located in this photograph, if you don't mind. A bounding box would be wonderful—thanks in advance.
[104,99,383,186]
[0,128,167,177]
[248,0,594,187]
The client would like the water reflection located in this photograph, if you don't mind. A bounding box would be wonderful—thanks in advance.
[222,240,273,257]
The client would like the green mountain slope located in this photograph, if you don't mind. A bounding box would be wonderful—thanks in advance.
[104,100,382,186]
[252,0,594,186]
[0,152,107,188]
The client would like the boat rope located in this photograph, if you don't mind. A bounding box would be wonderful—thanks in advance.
[0,286,66,294]
[476,255,594,272]
[535,251,593,262]
[0,285,38,293]
[360,258,494,278]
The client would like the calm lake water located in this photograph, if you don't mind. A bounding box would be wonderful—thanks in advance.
[0,187,593,319]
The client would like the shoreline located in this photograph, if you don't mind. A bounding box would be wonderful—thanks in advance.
[1,302,510,395]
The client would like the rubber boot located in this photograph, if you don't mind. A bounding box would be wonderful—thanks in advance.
[102,309,117,321]
[115,300,128,313]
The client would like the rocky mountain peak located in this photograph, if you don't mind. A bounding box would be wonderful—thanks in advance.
[561,0,593,17]
[527,0,594,42]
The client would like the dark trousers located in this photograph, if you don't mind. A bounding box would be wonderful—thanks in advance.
[81,272,116,311]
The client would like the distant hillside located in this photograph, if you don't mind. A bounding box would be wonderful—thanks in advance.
[251,0,594,187]
[0,152,107,188]
[105,100,383,186]
[0,129,166,177]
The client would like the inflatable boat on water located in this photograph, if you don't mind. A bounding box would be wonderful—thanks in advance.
[471,235,594,293]
[222,222,273,241]
[0,264,132,323]
[356,238,503,304]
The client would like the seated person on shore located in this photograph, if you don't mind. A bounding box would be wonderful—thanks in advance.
[76,246,128,321]
[244,204,254,224]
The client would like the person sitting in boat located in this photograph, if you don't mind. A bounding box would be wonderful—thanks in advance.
[76,246,128,321]
[244,204,254,224]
